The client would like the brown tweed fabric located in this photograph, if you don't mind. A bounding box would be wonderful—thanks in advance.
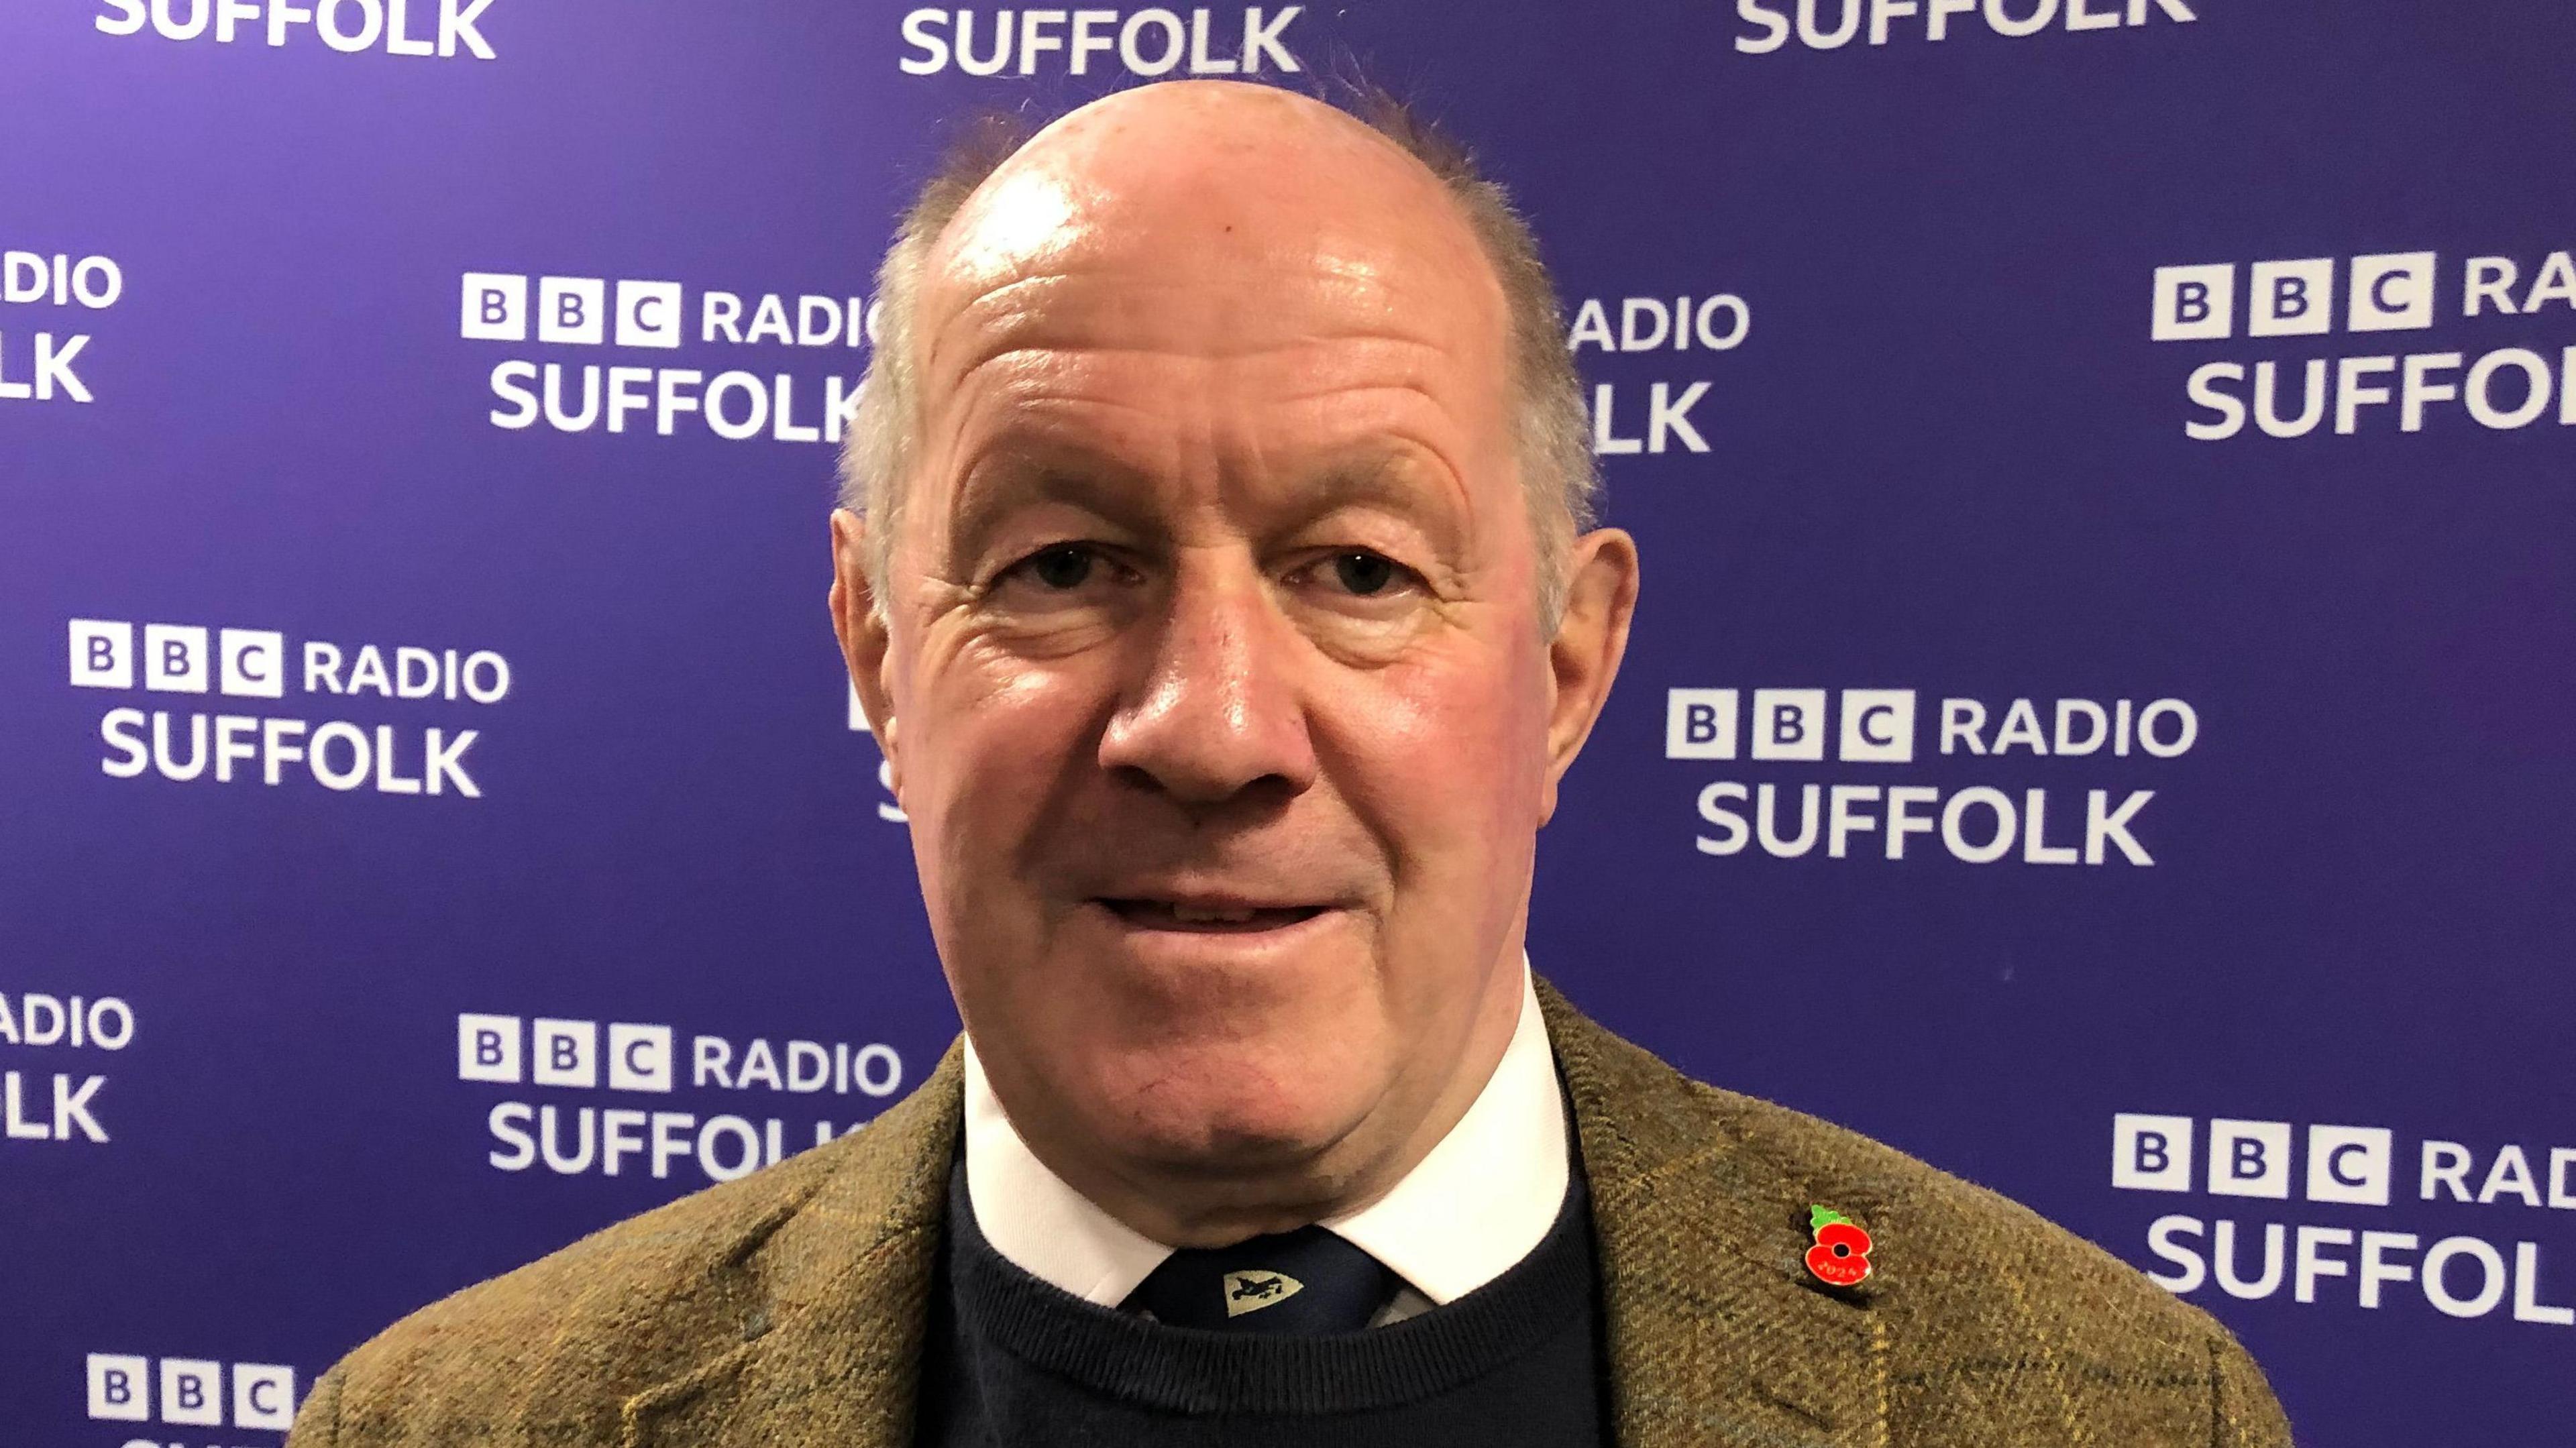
[288,982,2292,1447]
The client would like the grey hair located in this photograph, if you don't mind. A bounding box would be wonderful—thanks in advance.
[837,89,1599,632]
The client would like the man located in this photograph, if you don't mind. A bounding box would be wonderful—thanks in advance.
[289,81,2290,1446]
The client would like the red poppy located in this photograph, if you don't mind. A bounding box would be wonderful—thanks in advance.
[1805,1217,1872,1287]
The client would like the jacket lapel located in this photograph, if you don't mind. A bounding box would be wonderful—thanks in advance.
[1542,981,1889,1448]
[621,1042,963,1448]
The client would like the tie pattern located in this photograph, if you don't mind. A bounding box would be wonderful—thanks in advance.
[1126,1225,1395,1333]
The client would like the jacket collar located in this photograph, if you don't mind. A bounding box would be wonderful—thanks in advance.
[625,982,1888,1448]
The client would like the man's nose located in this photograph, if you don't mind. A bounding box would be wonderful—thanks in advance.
[1096,561,1319,807]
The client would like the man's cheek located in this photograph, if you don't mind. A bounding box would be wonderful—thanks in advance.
[1363,666,1540,787]
[916,704,1074,862]
[936,658,1104,769]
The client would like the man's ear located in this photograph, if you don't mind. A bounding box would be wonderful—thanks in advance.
[1539,527,1640,824]
[829,508,903,793]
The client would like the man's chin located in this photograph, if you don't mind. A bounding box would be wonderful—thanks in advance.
[1083,1049,1384,1182]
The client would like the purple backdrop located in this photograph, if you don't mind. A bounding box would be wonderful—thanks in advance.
[6,1,2572,1443]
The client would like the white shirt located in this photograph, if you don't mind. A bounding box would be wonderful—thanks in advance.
[963,963,1570,1325]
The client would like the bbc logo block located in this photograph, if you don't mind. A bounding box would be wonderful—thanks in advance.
[1664,687,1915,763]
[87,1355,295,1430]
[2206,1119,2294,1199]
[458,1012,674,1092]
[460,272,683,349]
[2150,265,2236,341]
[2306,1124,2398,1206]
[2112,1113,2394,1207]
[68,618,284,698]
[2151,253,2437,340]
[1664,689,1738,759]
[2246,259,2334,337]
[2110,1113,2195,1192]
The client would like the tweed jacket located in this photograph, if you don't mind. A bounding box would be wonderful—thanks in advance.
[288,983,2292,1447]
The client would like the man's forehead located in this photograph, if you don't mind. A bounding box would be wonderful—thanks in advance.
[919,82,1501,338]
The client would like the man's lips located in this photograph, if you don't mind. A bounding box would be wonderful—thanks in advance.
[1092,898,1332,933]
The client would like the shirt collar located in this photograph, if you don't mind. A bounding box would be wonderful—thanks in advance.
[962,960,1568,1310]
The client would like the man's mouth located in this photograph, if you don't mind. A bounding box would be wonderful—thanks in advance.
[1095,899,1330,932]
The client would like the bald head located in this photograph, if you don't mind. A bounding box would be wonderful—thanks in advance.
[843,80,1596,628]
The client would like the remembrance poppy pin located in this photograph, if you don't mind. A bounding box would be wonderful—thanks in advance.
[1805,1205,1873,1288]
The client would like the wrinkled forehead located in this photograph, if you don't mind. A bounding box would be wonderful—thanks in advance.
[916,88,1509,381]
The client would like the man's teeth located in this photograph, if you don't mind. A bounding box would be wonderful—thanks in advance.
[1167,903,1258,924]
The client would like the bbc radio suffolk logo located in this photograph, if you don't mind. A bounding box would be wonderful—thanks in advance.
[68,617,508,798]
[2112,1113,2576,1330]
[1665,686,2192,867]
[459,270,870,444]
[2153,244,2576,441]
[457,1011,904,1187]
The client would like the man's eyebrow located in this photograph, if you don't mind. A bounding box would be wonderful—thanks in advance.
[1287,449,1463,520]
[943,441,1159,570]
[1269,445,1478,559]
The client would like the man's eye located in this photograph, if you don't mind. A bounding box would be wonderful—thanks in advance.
[1287,549,1421,607]
[1331,551,1398,596]
[1019,544,1097,590]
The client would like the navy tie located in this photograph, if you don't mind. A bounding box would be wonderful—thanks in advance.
[1125,1226,1395,1333]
